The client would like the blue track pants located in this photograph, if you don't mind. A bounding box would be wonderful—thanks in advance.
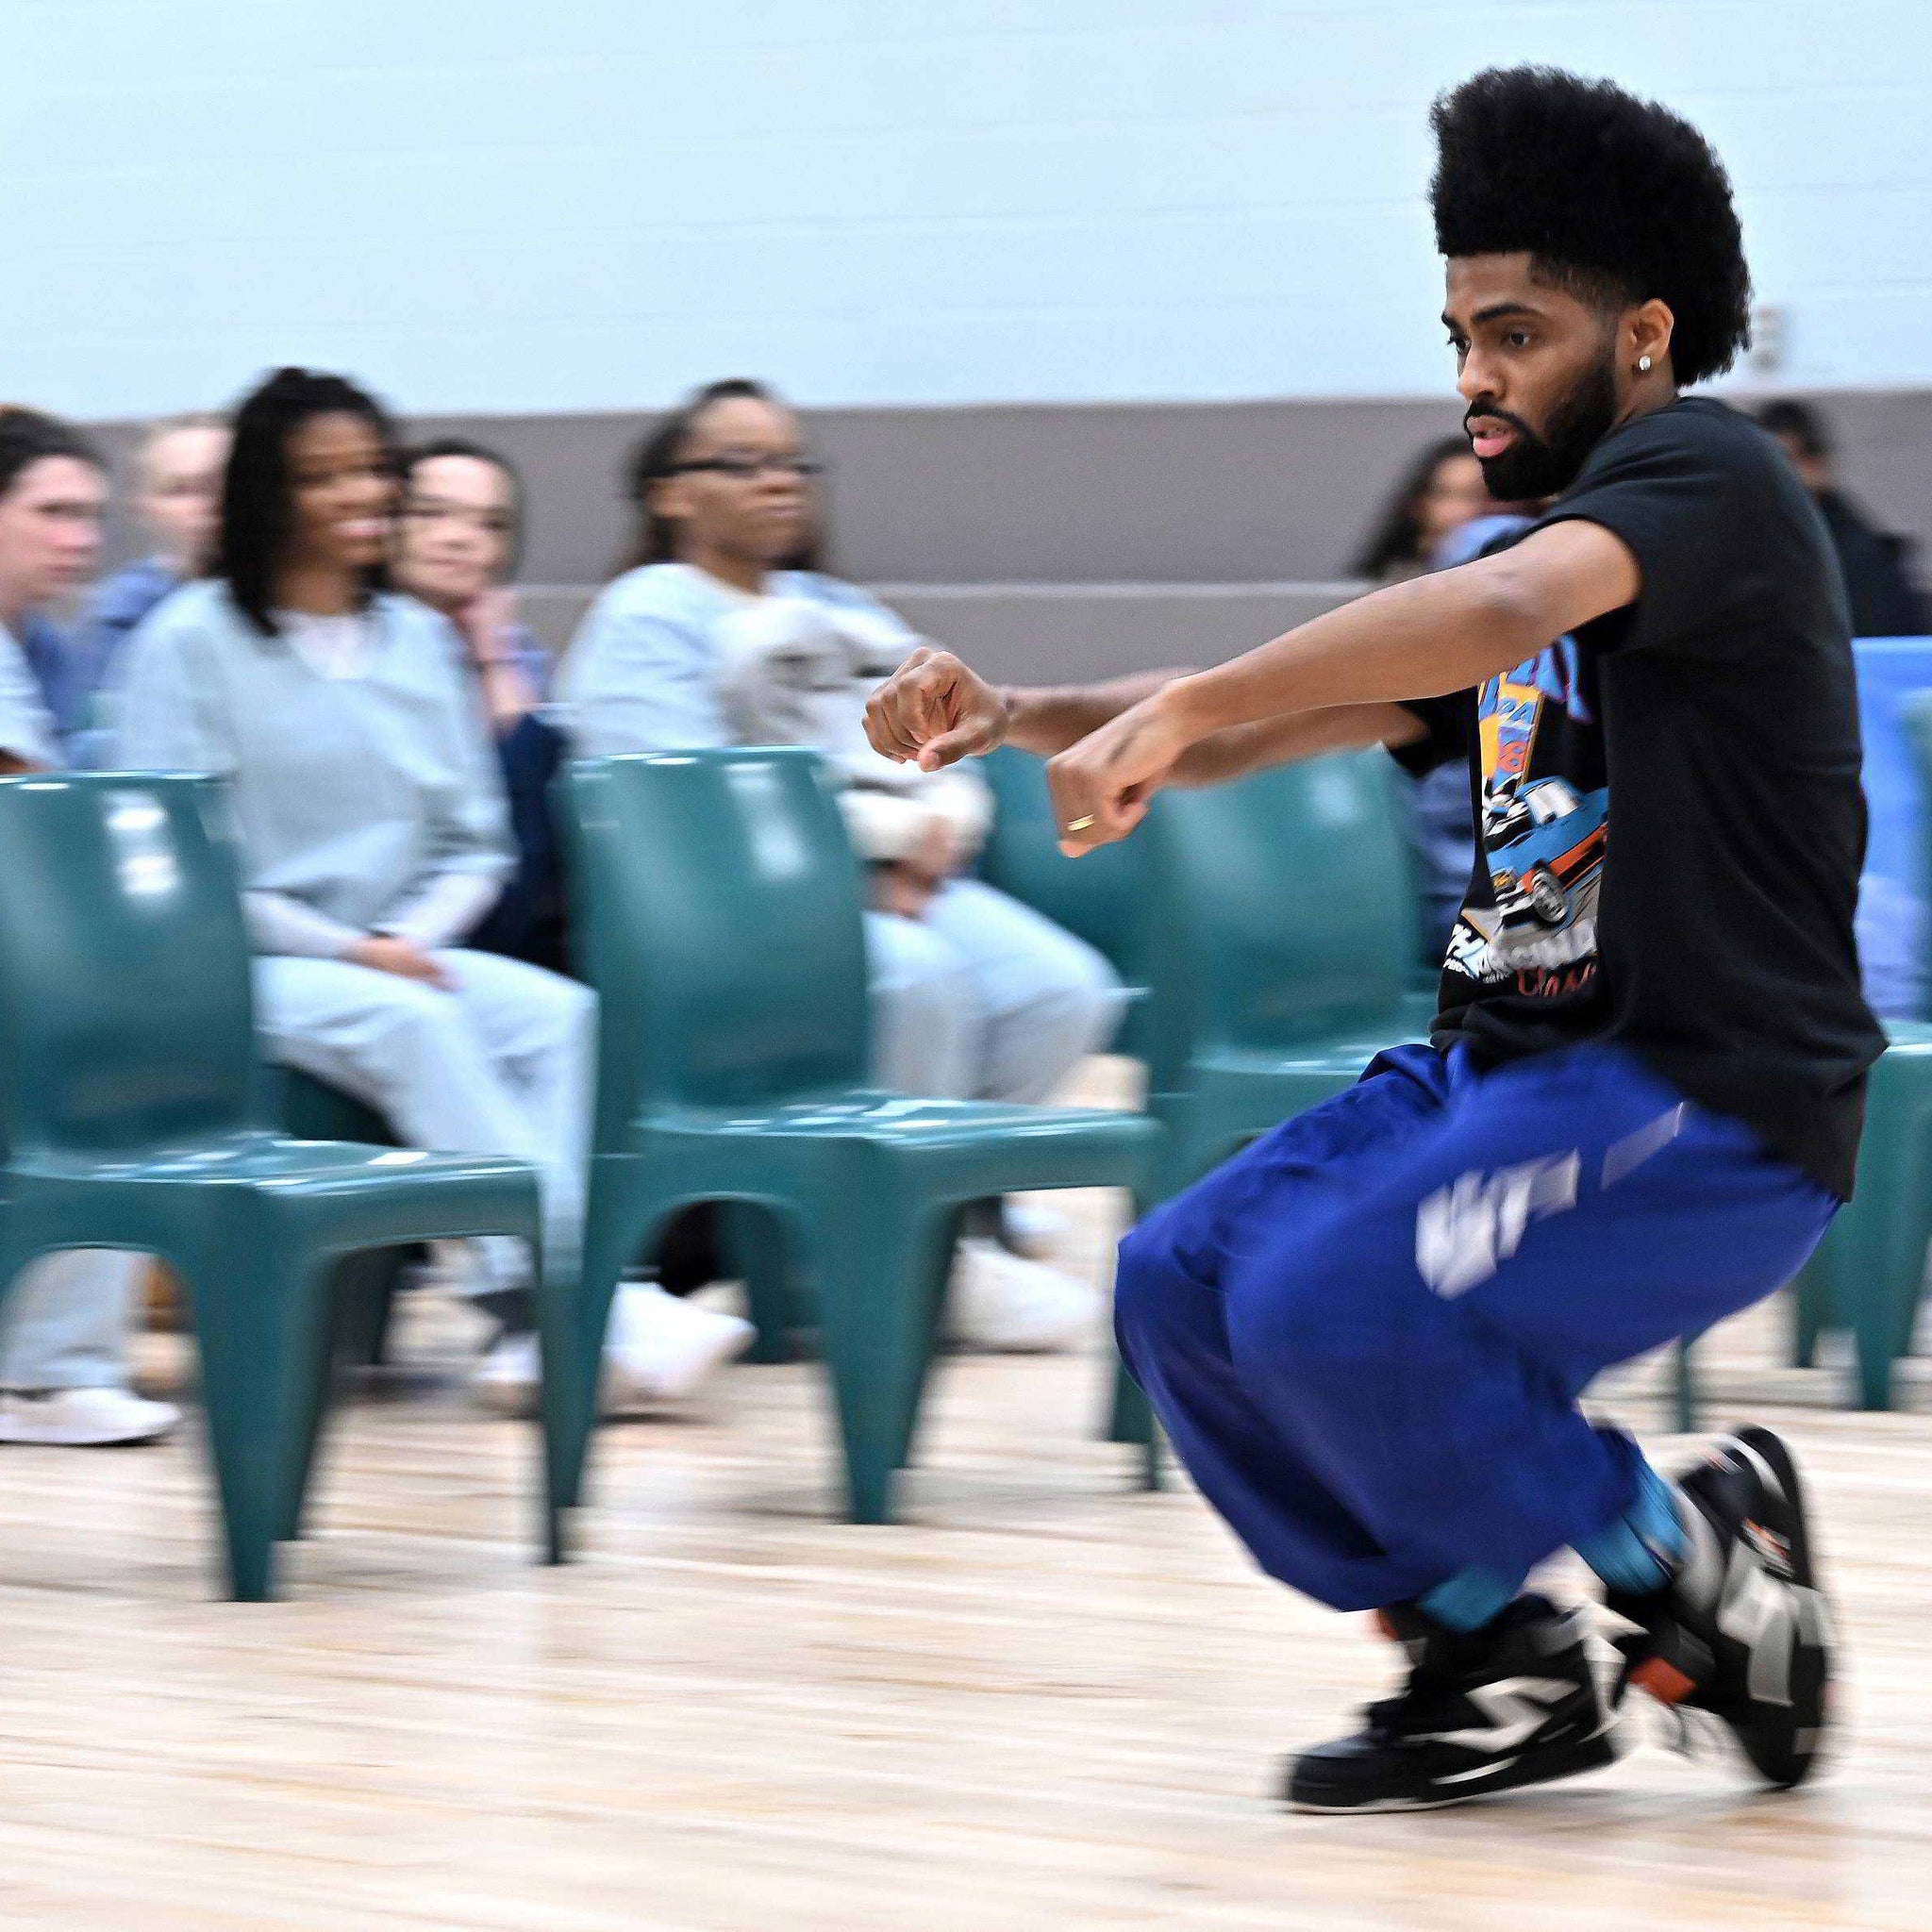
[1114,1043,1837,1611]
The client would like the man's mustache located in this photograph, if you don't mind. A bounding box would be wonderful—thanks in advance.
[1464,403,1537,441]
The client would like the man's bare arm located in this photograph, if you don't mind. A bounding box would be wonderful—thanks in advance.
[1042,521,1641,852]
[1170,702,1424,786]
[1161,521,1639,741]
[1000,669,1195,758]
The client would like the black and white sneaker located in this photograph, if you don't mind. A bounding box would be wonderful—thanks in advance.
[1285,1594,1619,1813]
[1608,1426,1832,1790]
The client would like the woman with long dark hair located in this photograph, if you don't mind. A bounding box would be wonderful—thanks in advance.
[0,408,178,1445]
[115,369,750,1407]
[1349,435,1491,583]
[559,378,1124,1351]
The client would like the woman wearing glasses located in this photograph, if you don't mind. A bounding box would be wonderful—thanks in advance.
[560,379,1124,1352]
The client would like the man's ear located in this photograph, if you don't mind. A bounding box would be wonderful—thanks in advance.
[1628,298,1674,376]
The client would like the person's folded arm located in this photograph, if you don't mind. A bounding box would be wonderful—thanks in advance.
[243,890,364,958]
[370,872,503,951]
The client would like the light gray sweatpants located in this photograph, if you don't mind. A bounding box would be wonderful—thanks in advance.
[0,1253,144,1391]
[255,948,595,1291]
[865,878,1125,1103]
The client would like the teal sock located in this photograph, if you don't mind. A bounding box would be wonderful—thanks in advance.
[1417,1565,1523,1633]
[1575,1458,1687,1595]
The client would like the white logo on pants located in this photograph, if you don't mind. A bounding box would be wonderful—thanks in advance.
[1415,1152,1581,1298]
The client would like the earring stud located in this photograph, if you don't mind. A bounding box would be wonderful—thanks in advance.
[1638,355,1654,373]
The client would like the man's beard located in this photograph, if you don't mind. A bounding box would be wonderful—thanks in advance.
[1468,351,1621,500]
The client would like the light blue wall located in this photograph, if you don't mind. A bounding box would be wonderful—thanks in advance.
[5,0,1926,416]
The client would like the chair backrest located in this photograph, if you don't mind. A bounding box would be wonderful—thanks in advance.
[0,774,259,1158]
[976,745,1152,986]
[562,749,871,1138]
[1142,750,1416,1074]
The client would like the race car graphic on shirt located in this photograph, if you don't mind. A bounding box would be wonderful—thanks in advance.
[1443,642,1607,990]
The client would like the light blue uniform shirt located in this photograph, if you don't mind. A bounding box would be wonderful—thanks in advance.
[557,561,916,757]
[113,582,511,956]
[0,621,59,767]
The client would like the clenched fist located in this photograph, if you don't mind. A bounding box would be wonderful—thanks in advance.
[865,647,1011,771]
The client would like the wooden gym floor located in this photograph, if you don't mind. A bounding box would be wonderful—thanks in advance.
[3,1075,1930,1929]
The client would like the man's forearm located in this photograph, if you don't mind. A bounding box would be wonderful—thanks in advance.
[1170,701,1424,787]
[1157,524,1640,743]
[1161,565,1541,741]
[1000,669,1195,756]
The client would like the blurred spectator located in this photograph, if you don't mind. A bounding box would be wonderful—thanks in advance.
[1349,435,1492,583]
[0,407,178,1445]
[1757,399,1930,636]
[65,414,229,763]
[392,440,567,972]
[1352,436,1501,962]
[559,378,1125,1351]
[115,369,750,1408]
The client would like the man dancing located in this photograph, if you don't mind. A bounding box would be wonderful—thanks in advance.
[866,66,1882,1810]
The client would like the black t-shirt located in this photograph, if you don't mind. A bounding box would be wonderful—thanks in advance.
[1394,396,1884,1197]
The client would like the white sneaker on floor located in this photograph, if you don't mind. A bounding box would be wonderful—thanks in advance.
[948,1239,1096,1353]
[999,1199,1072,1259]
[472,1329,541,1416]
[602,1282,756,1408]
[0,1387,180,1445]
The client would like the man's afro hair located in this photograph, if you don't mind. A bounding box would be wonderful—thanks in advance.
[1430,66,1752,388]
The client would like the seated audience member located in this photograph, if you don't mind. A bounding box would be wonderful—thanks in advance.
[1348,435,1492,585]
[558,378,1125,1351]
[0,407,179,1444]
[114,369,751,1407]
[1350,436,1496,961]
[391,440,567,972]
[65,414,231,764]
[1757,399,1930,637]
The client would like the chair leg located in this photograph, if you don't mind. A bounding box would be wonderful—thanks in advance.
[279,1276,349,1542]
[890,1209,961,1472]
[182,1244,335,1601]
[1672,1335,1701,1434]
[817,1202,952,1524]
[721,1202,792,1364]
[1106,1353,1153,1445]
[1834,1073,1932,1410]
[333,1245,408,1367]
[554,1184,659,1515]
[531,1241,581,1566]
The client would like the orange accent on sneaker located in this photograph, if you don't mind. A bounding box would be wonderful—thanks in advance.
[1373,1610,1400,1642]
[1630,1657,1697,1706]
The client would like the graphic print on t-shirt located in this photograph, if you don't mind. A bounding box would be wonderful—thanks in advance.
[1443,636,1607,1000]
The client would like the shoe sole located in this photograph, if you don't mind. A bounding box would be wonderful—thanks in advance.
[1727,1425,1831,1788]
[1285,1728,1620,1814]
[0,1420,177,1446]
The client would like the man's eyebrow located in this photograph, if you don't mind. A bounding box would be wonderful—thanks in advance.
[1444,301,1545,329]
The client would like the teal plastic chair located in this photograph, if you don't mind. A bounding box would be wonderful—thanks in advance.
[978,744,1154,1052]
[1106,751,1435,1465]
[1773,689,1932,1408]
[1138,749,1434,1200]
[1778,1021,1932,1409]
[0,774,558,1599]
[558,749,1160,1524]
